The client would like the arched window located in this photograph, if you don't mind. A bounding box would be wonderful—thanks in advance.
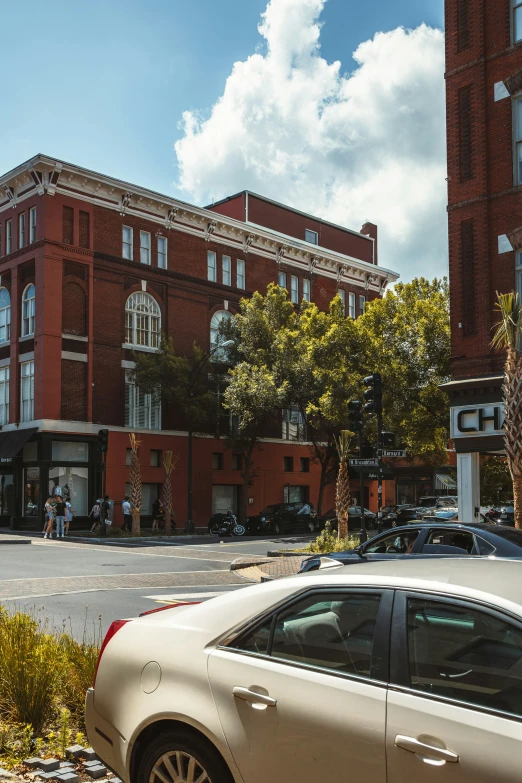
[210,310,232,360]
[125,291,160,349]
[22,284,35,337]
[0,288,11,344]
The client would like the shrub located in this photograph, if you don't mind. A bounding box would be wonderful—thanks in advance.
[304,522,360,554]
[0,610,62,734]
[59,621,101,719]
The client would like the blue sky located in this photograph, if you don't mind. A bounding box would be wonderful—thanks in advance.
[1,0,443,196]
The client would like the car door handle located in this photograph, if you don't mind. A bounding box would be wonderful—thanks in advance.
[233,686,277,707]
[395,735,459,763]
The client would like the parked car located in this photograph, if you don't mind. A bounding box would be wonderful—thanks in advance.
[421,509,459,523]
[87,557,522,783]
[245,502,316,535]
[396,495,459,524]
[299,522,522,572]
[317,506,378,532]
[499,502,515,526]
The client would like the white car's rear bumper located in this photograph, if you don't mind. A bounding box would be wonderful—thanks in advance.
[85,688,129,782]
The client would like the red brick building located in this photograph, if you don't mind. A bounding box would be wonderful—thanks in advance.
[443,0,522,520]
[0,155,397,530]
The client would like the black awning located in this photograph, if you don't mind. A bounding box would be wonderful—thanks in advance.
[0,428,38,460]
[349,465,394,480]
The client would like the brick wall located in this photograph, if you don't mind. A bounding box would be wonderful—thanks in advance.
[446,0,522,379]
[61,359,87,420]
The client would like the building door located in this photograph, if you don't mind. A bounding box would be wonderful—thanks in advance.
[212,485,238,515]
[0,473,14,520]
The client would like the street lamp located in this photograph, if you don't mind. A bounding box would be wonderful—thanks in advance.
[186,340,234,532]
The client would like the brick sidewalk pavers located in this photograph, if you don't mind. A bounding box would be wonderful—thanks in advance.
[233,555,307,582]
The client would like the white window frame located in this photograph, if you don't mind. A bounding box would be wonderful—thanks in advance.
[338,289,346,315]
[303,278,311,302]
[20,360,34,423]
[514,0,522,43]
[278,270,287,289]
[22,284,35,337]
[19,213,26,249]
[140,231,151,265]
[125,291,161,349]
[516,252,522,299]
[6,220,11,254]
[157,235,168,269]
[124,370,161,430]
[348,292,356,319]
[0,366,9,425]
[514,94,522,186]
[122,226,133,260]
[210,310,233,360]
[359,294,366,315]
[207,250,217,282]
[236,259,245,289]
[282,406,307,441]
[222,255,231,286]
[290,275,299,304]
[29,207,36,243]
[0,287,11,344]
[305,229,318,245]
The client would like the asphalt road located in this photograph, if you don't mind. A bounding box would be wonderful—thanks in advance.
[0,533,312,638]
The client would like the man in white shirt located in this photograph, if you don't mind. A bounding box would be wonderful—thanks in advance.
[122,495,132,532]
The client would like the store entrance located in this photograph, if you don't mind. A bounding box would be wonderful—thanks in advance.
[0,472,14,521]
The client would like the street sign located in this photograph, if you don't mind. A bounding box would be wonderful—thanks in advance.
[349,458,379,467]
[382,449,407,457]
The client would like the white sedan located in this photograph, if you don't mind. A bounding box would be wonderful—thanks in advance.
[86,559,522,783]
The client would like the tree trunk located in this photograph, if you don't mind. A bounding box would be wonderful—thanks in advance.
[503,348,522,528]
[131,509,140,535]
[336,459,350,539]
[317,461,328,516]
[513,473,522,529]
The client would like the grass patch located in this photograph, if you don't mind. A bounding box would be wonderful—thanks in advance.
[0,607,100,769]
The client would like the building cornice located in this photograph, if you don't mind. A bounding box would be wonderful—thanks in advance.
[0,155,399,292]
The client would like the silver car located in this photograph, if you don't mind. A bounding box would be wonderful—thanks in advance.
[86,558,522,783]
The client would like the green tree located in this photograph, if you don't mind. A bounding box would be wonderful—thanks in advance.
[480,456,512,507]
[358,277,450,465]
[222,285,295,522]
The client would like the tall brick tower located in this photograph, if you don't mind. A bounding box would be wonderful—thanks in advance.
[444,0,522,521]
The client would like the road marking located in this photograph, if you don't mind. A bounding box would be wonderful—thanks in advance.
[0,569,231,583]
[2,583,250,600]
[144,590,240,601]
[29,541,238,562]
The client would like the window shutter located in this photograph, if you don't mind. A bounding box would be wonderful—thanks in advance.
[63,206,74,244]
[124,375,133,427]
[457,0,470,51]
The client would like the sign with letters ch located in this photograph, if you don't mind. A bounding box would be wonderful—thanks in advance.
[450,403,505,439]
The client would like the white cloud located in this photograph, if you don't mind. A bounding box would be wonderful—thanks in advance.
[174,0,446,281]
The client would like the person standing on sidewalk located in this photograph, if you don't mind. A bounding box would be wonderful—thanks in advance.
[100,495,111,537]
[65,497,74,536]
[44,496,55,539]
[54,495,66,539]
[122,495,131,532]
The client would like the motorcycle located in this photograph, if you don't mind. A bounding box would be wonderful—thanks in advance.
[208,509,245,537]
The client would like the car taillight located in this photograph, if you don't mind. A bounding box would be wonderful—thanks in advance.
[139,601,200,617]
[93,620,130,687]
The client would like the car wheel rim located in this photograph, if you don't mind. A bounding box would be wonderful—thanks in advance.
[150,750,211,783]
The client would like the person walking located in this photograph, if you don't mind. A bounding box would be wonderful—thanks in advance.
[65,497,74,536]
[100,495,111,537]
[89,499,102,534]
[55,495,66,539]
[122,495,132,532]
[152,497,164,532]
[44,496,55,539]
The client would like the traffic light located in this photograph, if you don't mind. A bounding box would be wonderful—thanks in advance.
[363,373,383,415]
[348,400,363,433]
[98,429,109,453]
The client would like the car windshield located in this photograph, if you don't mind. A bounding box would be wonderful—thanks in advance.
[261,505,280,514]
[489,529,522,548]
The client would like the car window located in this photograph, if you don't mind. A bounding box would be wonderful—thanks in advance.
[365,530,420,554]
[232,592,382,678]
[425,529,475,554]
[407,598,522,717]
[475,536,496,555]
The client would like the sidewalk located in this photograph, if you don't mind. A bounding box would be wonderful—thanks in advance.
[0,529,218,546]
[231,553,307,582]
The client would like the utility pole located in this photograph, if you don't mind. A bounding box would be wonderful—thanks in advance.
[363,373,383,533]
[348,400,366,543]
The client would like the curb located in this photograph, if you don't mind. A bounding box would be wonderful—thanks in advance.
[230,558,270,571]
[266,550,304,558]
[0,538,31,545]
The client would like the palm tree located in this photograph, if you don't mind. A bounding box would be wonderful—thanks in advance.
[491,292,522,528]
[162,450,179,535]
[128,433,142,535]
[335,430,351,538]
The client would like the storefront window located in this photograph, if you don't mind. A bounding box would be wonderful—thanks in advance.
[49,466,88,516]
[284,485,308,503]
[24,467,40,516]
[51,441,88,462]
[125,483,161,515]
[0,474,14,516]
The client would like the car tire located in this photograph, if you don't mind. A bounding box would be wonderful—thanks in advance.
[137,730,233,783]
